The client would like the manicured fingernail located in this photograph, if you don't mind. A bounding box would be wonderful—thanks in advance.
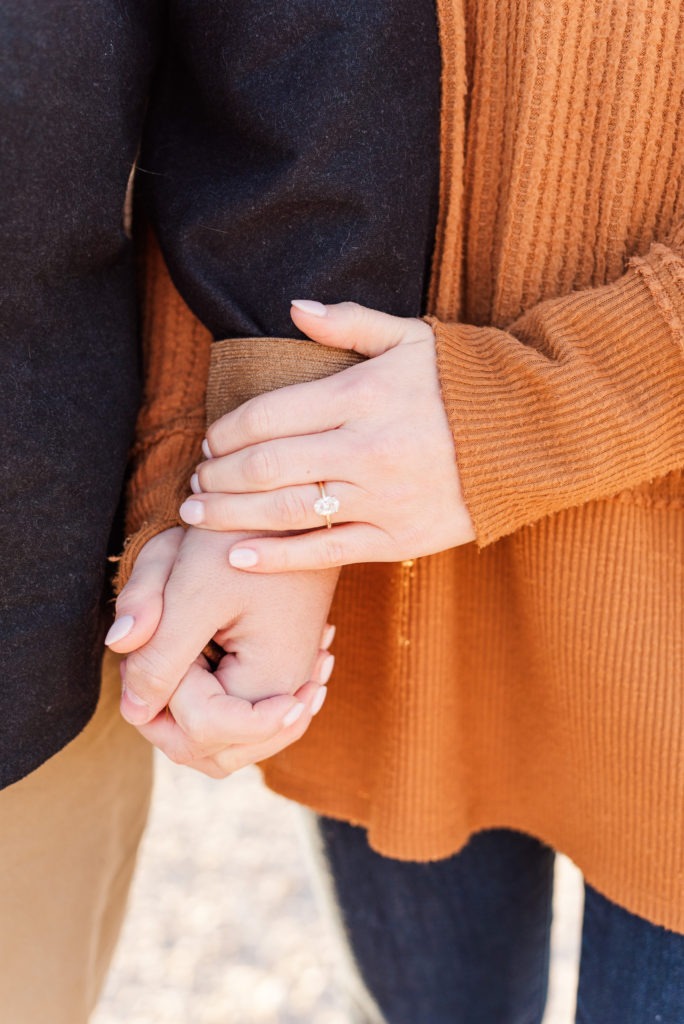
[120,685,150,724]
[229,548,258,568]
[179,499,205,525]
[190,473,202,494]
[311,686,328,715]
[282,702,305,727]
[105,614,135,646]
[202,438,213,459]
[125,687,147,707]
[321,624,336,650]
[319,654,335,685]
[291,299,328,317]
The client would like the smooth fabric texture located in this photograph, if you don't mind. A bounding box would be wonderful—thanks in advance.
[120,1,684,931]
[0,651,153,1024]
[319,820,684,1024]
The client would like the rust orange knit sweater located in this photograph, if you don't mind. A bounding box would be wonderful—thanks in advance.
[122,0,684,932]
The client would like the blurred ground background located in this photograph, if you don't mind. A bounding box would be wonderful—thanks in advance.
[93,754,584,1024]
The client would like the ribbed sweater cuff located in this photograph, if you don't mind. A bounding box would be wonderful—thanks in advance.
[115,520,182,594]
[114,416,204,592]
[116,336,361,595]
[429,246,684,546]
[116,229,213,593]
[206,336,364,422]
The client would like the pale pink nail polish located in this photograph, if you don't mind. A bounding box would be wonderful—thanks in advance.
[124,687,148,707]
[319,654,335,685]
[321,624,336,650]
[179,499,204,525]
[190,473,202,494]
[202,438,213,459]
[311,687,328,715]
[229,548,258,568]
[291,299,328,317]
[105,614,134,646]
[282,702,305,727]
[120,685,150,725]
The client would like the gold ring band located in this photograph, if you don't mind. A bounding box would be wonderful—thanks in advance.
[313,482,340,529]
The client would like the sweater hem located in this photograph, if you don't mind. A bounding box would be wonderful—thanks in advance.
[262,766,684,935]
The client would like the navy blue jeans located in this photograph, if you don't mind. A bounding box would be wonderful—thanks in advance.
[318,820,684,1024]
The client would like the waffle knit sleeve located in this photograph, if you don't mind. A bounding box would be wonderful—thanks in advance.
[430,225,684,546]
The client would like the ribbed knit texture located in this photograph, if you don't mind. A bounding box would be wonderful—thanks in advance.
[268,0,684,932]
[206,339,364,426]
[115,231,212,590]
[123,2,684,931]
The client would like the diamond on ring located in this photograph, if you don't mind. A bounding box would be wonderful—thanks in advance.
[314,483,340,528]
[314,494,340,517]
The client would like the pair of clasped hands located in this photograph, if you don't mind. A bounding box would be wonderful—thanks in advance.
[105,301,476,776]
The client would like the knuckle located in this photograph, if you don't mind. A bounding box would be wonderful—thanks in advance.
[124,647,173,698]
[321,536,347,566]
[243,446,277,487]
[246,706,280,743]
[338,300,361,319]
[239,397,271,441]
[338,371,375,417]
[214,750,241,776]
[273,488,309,527]
[148,526,183,556]
[343,300,375,337]
[181,709,213,750]
[116,579,146,608]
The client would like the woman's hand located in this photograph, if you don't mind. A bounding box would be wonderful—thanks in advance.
[179,300,476,573]
[106,526,337,777]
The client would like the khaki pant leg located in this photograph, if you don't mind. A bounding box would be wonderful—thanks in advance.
[0,650,153,1024]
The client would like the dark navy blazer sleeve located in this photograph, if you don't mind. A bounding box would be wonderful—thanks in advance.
[0,0,159,785]
[140,0,441,338]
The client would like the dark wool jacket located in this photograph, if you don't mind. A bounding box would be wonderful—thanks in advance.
[0,0,439,785]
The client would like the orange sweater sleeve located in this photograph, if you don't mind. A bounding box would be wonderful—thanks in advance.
[430,225,684,546]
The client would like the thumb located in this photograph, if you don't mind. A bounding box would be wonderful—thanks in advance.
[290,299,420,358]
[105,527,184,654]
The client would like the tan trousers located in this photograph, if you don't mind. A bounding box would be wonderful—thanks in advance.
[0,651,153,1024]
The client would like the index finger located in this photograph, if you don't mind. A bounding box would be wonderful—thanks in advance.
[205,366,360,458]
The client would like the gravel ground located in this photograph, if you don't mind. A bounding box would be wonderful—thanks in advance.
[93,755,584,1024]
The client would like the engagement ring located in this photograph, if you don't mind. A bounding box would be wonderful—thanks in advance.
[313,482,340,529]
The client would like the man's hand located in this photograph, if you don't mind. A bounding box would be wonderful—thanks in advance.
[106,527,337,776]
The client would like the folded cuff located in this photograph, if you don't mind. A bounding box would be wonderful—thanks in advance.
[206,336,365,424]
